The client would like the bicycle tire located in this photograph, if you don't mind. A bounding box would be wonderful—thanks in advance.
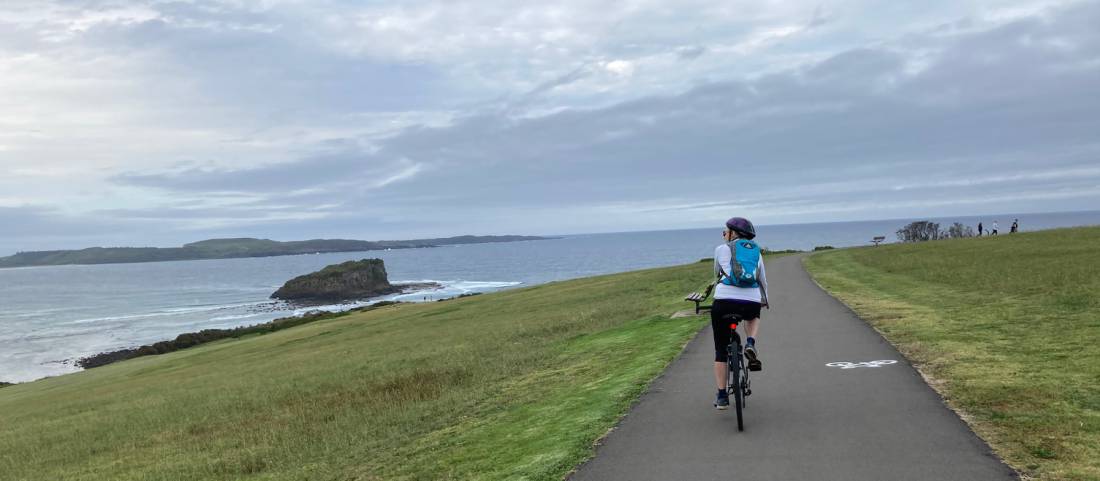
[724,320,745,432]
[732,354,744,431]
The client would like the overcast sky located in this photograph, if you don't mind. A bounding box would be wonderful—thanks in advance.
[1,0,1098,253]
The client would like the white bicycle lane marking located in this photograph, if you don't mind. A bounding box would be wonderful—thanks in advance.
[825,360,898,369]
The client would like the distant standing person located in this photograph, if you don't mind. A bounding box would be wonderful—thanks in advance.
[992,220,999,235]
[1011,219,1019,233]
[978,222,983,236]
[708,217,769,410]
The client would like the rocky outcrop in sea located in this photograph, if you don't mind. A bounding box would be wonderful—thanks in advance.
[271,259,438,303]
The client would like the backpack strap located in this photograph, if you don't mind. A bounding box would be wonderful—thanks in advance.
[716,241,737,284]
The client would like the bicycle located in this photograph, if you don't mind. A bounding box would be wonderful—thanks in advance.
[721,313,752,431]
[683,288,763,432]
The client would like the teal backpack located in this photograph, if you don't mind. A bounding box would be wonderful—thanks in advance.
[720,239,761,288]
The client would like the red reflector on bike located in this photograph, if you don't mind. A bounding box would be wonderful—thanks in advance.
[729,323,738,329]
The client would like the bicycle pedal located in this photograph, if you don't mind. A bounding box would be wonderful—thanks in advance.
[748,360,762,371]
[744,388,752,397]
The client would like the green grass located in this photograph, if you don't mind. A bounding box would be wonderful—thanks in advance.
[0,261,719,481]
[804,226,1100,481]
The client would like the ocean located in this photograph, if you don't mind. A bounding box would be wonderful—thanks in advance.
[2,210,1098,382]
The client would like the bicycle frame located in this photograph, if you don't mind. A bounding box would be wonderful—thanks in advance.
[726,319,750,431]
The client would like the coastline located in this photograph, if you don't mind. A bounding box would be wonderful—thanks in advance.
[0,235,554,269]
[2,276,519,383]
[74,306,386,369]
[5,214,1099,383]
[76,282,449,371]
[0,259,710,480]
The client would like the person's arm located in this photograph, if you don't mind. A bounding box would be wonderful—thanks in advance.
[705,246,720,300]
[758,255,769,308]
[715,244,734,281]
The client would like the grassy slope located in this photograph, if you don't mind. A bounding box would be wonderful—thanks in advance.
[0,261,716,481]
[805,227,1100,481]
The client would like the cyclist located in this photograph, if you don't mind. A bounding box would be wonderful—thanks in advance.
[711,217,769,410]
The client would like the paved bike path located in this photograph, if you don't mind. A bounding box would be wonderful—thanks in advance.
[569,254,1017,481]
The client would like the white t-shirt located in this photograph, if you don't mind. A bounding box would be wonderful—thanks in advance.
[713,243,769,304]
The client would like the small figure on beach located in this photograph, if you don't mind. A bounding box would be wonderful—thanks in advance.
[978,222,983,237]
[1011,219,1019,233]
[992,220,999,235]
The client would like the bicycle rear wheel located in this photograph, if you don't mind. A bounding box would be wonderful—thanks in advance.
[728,350,744,431]
[733,357,744,431]
[725,323,745,432]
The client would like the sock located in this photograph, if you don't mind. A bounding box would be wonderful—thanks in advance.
[718,388,727,396]
[747,336,756,346]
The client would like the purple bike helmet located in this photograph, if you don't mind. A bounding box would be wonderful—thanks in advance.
[725,217,756,240]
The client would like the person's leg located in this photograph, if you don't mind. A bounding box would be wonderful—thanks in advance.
[744,317,760,363]
[742,303,763,370]
[743,301,762,345]
[710,302,731,391]
[745,318,759,339]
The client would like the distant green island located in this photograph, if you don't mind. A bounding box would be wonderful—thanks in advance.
[0,235,551,268]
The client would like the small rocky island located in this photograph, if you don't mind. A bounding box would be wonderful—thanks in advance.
[271,259,438,303]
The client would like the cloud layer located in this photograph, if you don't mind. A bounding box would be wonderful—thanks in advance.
[1,0,1098,253]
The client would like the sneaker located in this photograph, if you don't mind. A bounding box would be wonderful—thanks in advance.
[745,343,762,371]
[714,391,729,410]
[744,343,758,362]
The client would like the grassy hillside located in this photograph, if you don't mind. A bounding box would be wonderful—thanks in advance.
[0,261,715,480]
[805,227,1100,481]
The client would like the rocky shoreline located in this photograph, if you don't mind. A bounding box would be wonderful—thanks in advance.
[75,280,457,370]
[76,301,405,369]
[77,258,441,370]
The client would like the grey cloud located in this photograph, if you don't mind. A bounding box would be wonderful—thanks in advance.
[375,15,1096,203]
[95,204,314,220]
[2,206,89,237]
[804,48,903,83]
[0,206,143,254]
[808,5,828,29]
[523,64,594,99]
[112,144,411,194]
[106,1,1100,235]
[74,5,449,119]
[676,46,707,60]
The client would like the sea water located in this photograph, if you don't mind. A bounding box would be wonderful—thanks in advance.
[2,209,1098,382]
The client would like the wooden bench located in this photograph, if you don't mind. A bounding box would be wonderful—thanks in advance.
[871,236,886,246]
[684,283,715,314]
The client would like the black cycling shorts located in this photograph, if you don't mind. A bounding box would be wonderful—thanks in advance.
[710,299,761,362]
